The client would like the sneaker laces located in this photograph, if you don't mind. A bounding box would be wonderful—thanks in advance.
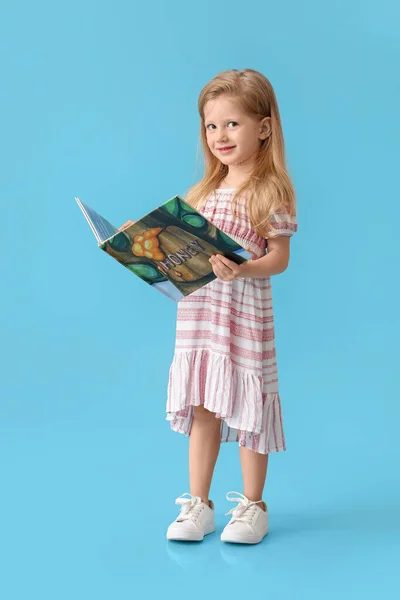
[175,493,204,522]
[225,491,262,524]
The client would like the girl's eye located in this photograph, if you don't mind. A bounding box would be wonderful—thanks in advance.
[206,122,238,131]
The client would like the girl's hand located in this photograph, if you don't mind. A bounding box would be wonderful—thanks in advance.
[118,220,135,231]
[209,253,245,282]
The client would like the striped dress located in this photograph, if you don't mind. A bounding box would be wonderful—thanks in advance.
[166,188,298,454]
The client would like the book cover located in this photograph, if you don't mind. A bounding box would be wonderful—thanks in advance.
[76,195,251,302]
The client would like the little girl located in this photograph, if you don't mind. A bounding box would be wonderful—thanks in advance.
[165,68,298,545]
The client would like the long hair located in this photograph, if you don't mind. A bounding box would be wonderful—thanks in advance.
[184,69,296,237]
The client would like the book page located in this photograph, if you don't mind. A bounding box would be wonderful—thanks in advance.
[75,198,118,244]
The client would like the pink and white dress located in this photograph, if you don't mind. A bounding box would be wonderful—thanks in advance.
[166,188,298,454]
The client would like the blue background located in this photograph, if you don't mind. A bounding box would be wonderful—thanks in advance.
[1,0,399,597]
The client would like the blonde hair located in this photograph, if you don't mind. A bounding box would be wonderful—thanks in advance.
[185,69,296,237]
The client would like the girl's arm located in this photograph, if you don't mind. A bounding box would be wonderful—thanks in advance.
[239,236,291,278]
[209,236,291,281]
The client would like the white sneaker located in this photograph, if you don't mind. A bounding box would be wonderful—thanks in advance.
[166,493,216,541]
[220,491,269,544]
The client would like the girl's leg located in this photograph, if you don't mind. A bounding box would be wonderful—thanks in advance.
[239,446,269,509]
[189,405,221,504]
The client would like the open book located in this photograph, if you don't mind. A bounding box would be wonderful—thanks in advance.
[76,195,251,301]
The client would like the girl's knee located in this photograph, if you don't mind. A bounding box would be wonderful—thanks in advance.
[193,405,218,422]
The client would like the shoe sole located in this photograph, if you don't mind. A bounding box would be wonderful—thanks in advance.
[220,530,268,544]
[167,524,216,542]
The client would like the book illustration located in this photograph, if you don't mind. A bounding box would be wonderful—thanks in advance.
[76,195,251,302]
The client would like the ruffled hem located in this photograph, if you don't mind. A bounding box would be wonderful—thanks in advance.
[166,349,286,454]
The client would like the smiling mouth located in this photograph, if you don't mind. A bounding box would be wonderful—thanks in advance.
[218,146,236,151]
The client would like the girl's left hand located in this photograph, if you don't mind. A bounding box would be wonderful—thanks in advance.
[209,253,243,282]
[118,220,135,231]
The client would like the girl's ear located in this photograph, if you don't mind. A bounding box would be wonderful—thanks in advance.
[259,116,272,140]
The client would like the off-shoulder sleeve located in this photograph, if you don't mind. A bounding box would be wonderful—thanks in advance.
[266,208,298,238]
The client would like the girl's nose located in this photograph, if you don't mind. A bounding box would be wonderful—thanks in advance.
[217,130,228,143]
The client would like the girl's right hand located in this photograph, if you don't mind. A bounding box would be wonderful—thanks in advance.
[118,220,135,231]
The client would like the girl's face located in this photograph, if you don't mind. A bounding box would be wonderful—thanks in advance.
[203,95,270,168]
